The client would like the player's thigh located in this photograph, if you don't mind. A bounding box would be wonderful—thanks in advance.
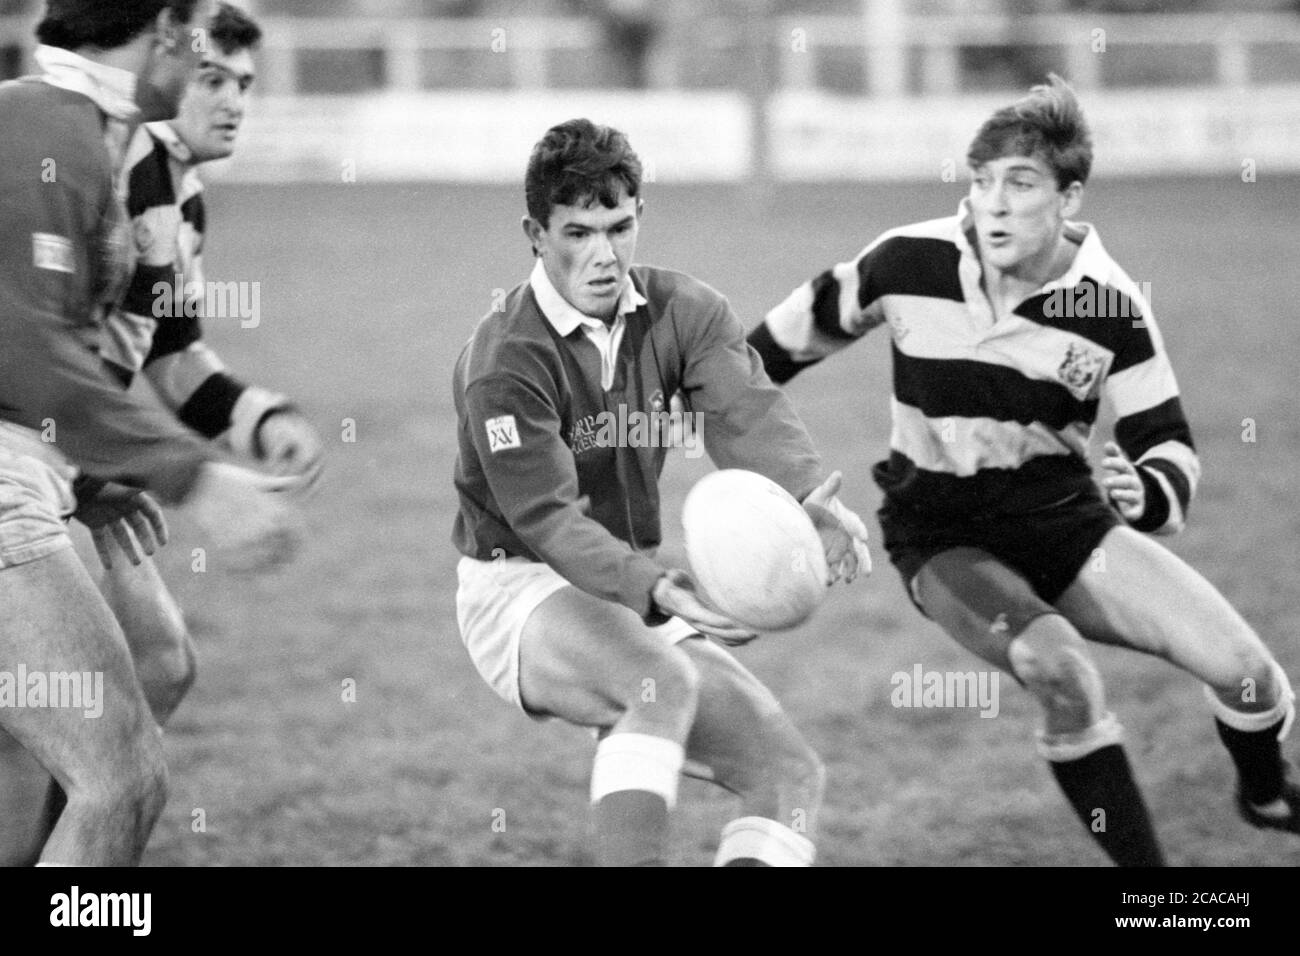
[0,548,159,790]
[677,637,818,798]
[914,547,1059,673]
[1054,525,1268,686]
[70,524,187,660]
[518,585,695,727]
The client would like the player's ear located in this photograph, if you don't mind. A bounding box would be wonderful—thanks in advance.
[521,216,543,256]
[1059,180,1083,218]
[154,6,182,51]
[635,198,645,220]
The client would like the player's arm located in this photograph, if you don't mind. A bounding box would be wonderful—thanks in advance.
[140,250,322,485]
[0,141,212,501]
[465,369,745,634]
[1101,303,1199,534]
[681,294,870,581]
[746,240,888,384]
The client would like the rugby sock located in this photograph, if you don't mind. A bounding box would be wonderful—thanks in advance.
[1207,666,1295,808]
[1215,718,1286,806]
[590,733,684,867]
[714,816,815,867]
[1039,713,1164,867]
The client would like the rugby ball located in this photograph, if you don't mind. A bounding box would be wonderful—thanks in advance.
[681,469,828,632]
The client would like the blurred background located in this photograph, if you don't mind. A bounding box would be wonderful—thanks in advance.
[4,0,1300,182]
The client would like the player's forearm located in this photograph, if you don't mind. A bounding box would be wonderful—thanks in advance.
[0,320,211,503]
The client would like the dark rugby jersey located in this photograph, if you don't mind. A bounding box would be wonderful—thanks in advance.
[0,51,210,503]
[748,201,1199,534]
[453,261,824,620]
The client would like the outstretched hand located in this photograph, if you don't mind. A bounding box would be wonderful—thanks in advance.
[1101,441,1145,521]
[652,569,757,646]
[74,483,168,571]
[803,471,872,584]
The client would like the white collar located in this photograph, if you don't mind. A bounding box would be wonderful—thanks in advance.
[144,121,196,165]
[954,197,1105,294]
[529,258,646,336]
[34,45,139,122]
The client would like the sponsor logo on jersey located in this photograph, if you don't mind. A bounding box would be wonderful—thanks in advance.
[485,415,521,452]
[32,233,74,274]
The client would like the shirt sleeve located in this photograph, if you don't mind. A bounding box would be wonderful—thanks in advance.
[0,130,210,503]
[681,295,824,502]
[1103,299,1199,535]
[464,369,667,620]
[747,239,889,385]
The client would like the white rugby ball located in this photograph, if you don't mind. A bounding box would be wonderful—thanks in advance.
[681,469,828,632]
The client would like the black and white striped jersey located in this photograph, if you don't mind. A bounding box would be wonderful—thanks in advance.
[748,200,1199,534]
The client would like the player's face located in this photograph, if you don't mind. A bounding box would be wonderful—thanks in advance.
[136,0,219,121]
[525,188,641,320]
[968,154,1081,278]
[172,48,256,162]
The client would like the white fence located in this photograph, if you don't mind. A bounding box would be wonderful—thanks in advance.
[5,11,1300,181]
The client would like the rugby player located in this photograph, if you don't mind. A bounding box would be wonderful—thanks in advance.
[453,118,871,866]
[748,75,1298,865]
[0,0,301,866]
[0,2,322,866]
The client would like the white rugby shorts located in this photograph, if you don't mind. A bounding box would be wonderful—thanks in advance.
[0,424,77,570]
[456,555,698,720]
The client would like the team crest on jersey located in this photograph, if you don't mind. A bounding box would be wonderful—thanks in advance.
[485,415,521,453]
[1056,341,1106,399]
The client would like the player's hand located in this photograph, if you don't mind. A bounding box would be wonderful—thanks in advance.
[802,471,872,584]
[184,462,303,572]
[1101,441,1145,521]
[652,569,757,646]
[256,411,324,491]
[74,483,168,571]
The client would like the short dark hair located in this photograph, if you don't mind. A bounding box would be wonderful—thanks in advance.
[36,0,202,51]
[525,119,642,228]
[210,2,260,56]
[967,73,1093,189]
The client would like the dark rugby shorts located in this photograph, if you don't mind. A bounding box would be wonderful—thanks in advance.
[878,487,1122,615]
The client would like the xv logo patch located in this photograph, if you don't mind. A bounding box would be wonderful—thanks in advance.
[485,414,521,453]
[32,233,75,274]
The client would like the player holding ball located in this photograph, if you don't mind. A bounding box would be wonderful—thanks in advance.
[451,118,870,866]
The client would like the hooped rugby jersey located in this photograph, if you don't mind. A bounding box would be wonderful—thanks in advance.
[453,261,824,621]
[748,200,1199,534]
[107,123,290,460]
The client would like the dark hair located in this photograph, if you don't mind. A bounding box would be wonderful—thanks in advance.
[525,118,642,227]
[967,73,1093,189]
[210,1,260,55]
[36,0,202,51]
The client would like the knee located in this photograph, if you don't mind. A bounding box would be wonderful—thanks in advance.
[79,731,169,825]
[137,633,197,712]
[1008,618,1103,717]
[730,720,826,813]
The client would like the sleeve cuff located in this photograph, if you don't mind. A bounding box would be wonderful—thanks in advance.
[224,386,294,459]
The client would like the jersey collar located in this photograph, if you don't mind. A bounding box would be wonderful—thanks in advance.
[529,258,646,336]
[144,121,197,166]
[34,44,139,122]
